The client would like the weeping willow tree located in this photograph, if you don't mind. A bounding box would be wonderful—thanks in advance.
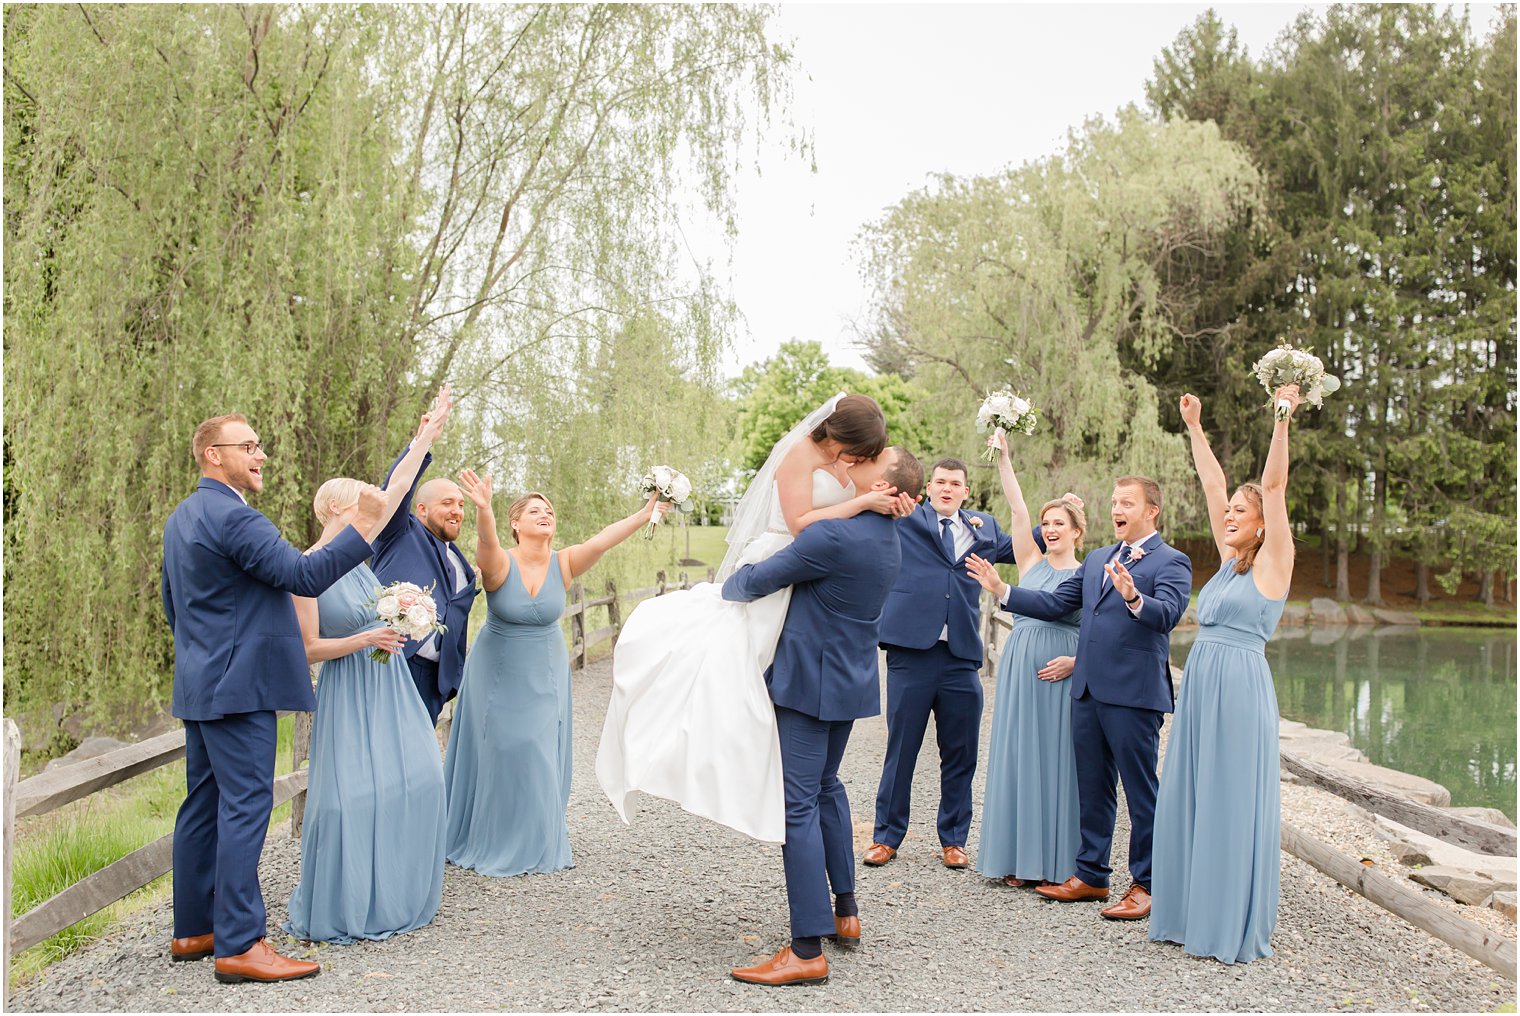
[859,110,1261,525]
[3,3,794,730]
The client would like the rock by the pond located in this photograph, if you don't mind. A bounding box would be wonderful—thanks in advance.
[43,735,131,771]
[1309,597,1348,626]
[1444,806,1516,829]
[1371,607,1421,626]
[1372,816,1518,874]
[1279,720,1367,765]
[1280,602,1309,626]
[1484,891,1517,920]
[1344,603,1377,626]
[1325,759,1452,806]
[1409,865,1519,906]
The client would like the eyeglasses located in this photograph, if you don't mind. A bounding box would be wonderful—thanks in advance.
[210,441,266,455]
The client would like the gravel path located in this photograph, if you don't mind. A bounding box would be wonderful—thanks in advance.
[10,656,1515,1012]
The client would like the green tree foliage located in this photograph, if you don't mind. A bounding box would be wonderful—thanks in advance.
[732,340,936,480]
[860,111,1262,522]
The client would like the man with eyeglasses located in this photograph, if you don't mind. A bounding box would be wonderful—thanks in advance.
[161,413,384,983]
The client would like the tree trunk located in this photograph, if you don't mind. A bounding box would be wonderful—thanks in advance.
[1479,569,1495,608]
[1335,535,1351,602]
[1321,523,1332,588]
[1364,468,1386,606]
[1414,560,1431,604]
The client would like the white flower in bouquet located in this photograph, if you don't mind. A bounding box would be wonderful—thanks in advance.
[976,388,1039,461]
[638,464,696,539]
[367,580,447,663]
[1251,342,1341,420]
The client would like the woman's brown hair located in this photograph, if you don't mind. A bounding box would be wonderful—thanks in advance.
[1232,482,1265,574]
[809,394,887,461]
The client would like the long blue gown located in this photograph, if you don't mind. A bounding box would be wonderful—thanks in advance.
[1149,558,1286,964]
[976,558,1081,883]
[282,563,446,944]
[444,553,573,876]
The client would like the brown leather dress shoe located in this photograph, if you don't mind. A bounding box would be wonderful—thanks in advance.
[170,933,214,962]
[862,842,896,866]
[213,938,321,984]
[1100,883,1151,920]
[730,945,828,986]
[1034,875,1110,902]
[828,914,861,948]
[941,845,970,869]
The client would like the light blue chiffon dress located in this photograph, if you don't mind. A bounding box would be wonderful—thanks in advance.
[1149,558,1286,964]
[282,563,446,944]
[976,558,1081,883]
[443,553,573,876]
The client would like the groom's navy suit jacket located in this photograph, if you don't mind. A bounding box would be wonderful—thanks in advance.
[721,512,902,722]
[1002,535,1191,713]
[372,445,479,707]
[161,478,372,721]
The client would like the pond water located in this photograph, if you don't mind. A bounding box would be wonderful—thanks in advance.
[1170,626,1517,820]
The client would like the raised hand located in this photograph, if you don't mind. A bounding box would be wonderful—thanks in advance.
[353,482,387,530]
[986,430,1009,458]
[1272,384,1304,419]
[1059,491,1084,510]
[1180,393,1202,429]
[1104,559,1138,602]
[965,554,1007,597]
[458,468,493,511]
[643,493,671,523]
[1036,655,1075,682]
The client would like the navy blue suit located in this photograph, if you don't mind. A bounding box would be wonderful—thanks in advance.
[1001,531,1191,890]
[871,505,1027,851]
[371,444,480,725]
[723,513,901,939]
[161,478,371,956]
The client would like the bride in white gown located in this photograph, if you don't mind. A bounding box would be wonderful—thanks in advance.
[596,393,906,842]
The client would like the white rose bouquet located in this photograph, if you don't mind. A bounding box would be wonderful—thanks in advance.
[368,580,446,663]
[976,389,1039,462]
[639,465,695,539]
[1252,343,1341,420]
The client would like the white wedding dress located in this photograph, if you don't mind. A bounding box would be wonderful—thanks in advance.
[596,467,857,844]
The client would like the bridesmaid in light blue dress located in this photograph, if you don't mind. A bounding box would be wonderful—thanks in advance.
[1149,385,1303,964]
[444,475,663,877]
[970,432,1085,886]
[284,396,453,943]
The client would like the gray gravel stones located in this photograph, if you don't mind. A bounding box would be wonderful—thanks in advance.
[9,657,1513,1012]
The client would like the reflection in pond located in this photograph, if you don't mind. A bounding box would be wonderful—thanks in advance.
[1170,627,1517,820]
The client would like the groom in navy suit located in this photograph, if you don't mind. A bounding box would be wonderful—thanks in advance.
[161,414,382,982]
[973,474,1191,922]
[722,447,924,987]
[372,419,480,725]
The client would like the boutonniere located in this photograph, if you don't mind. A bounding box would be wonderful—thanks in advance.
[967,516,984,530]
[1125,544,1147,563]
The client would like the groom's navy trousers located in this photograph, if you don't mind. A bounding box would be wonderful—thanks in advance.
[162,478,370,956]
[723,512,902,940]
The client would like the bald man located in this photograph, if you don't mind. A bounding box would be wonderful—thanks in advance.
[372,442,481,725]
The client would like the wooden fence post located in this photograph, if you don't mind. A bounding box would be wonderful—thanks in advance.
[706,568,715,583]
[290,705,313,839]
[569,581,586,670]
[4,717,20,1008]
[656,570,667,596]
[679,571,690,590]
[605,577,622,638]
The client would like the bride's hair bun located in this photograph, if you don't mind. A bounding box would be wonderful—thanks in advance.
[809,394,887,461]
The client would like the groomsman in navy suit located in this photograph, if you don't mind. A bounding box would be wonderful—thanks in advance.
[722,448,923,987]
[972,475,1191,921]
[161,414,382,981]
[371,407,480,726]
[864,457,1031,870]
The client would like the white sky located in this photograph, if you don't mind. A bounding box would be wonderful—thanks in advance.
[693,2,1500,376]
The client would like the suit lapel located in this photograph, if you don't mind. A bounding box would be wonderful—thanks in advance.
[954,510,984,565]
[1093,541,1123,605]
[919,505,954,564]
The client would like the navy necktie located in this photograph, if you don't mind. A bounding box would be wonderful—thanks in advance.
[941,517,956,560]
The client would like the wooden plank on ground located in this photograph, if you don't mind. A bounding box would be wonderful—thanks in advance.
[11,730,188,820]
[1282,821,1516,981]
[4,718,20,1005]
[8,768,309,956]
[1281,751,1517,855]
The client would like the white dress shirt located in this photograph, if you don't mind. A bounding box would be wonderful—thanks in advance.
[414,543,470,661]
[936,512,975,642]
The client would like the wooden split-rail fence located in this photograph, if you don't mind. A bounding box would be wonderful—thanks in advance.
[0,568,712,1003]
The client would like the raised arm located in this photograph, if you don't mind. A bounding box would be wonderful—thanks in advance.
[776,444,913,535]
[1253,385,1301,600]
[293,593,406,664]
[459,469,508,593]
[969,553,1087,620]
[562,495,667,580]
[988,431,1041,570]
[1180,393,1231,563]
[366,387,452,543]
[223,495,378,597]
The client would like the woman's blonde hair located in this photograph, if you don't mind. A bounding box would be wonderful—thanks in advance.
[1232,482,1266,575]
[507,491,555,544]
[1039,497,1087,552]
[313,477,363,526]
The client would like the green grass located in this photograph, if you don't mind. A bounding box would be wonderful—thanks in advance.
[9,715,298,987]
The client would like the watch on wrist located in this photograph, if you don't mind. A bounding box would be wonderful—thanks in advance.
[1125,593,1141,606]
